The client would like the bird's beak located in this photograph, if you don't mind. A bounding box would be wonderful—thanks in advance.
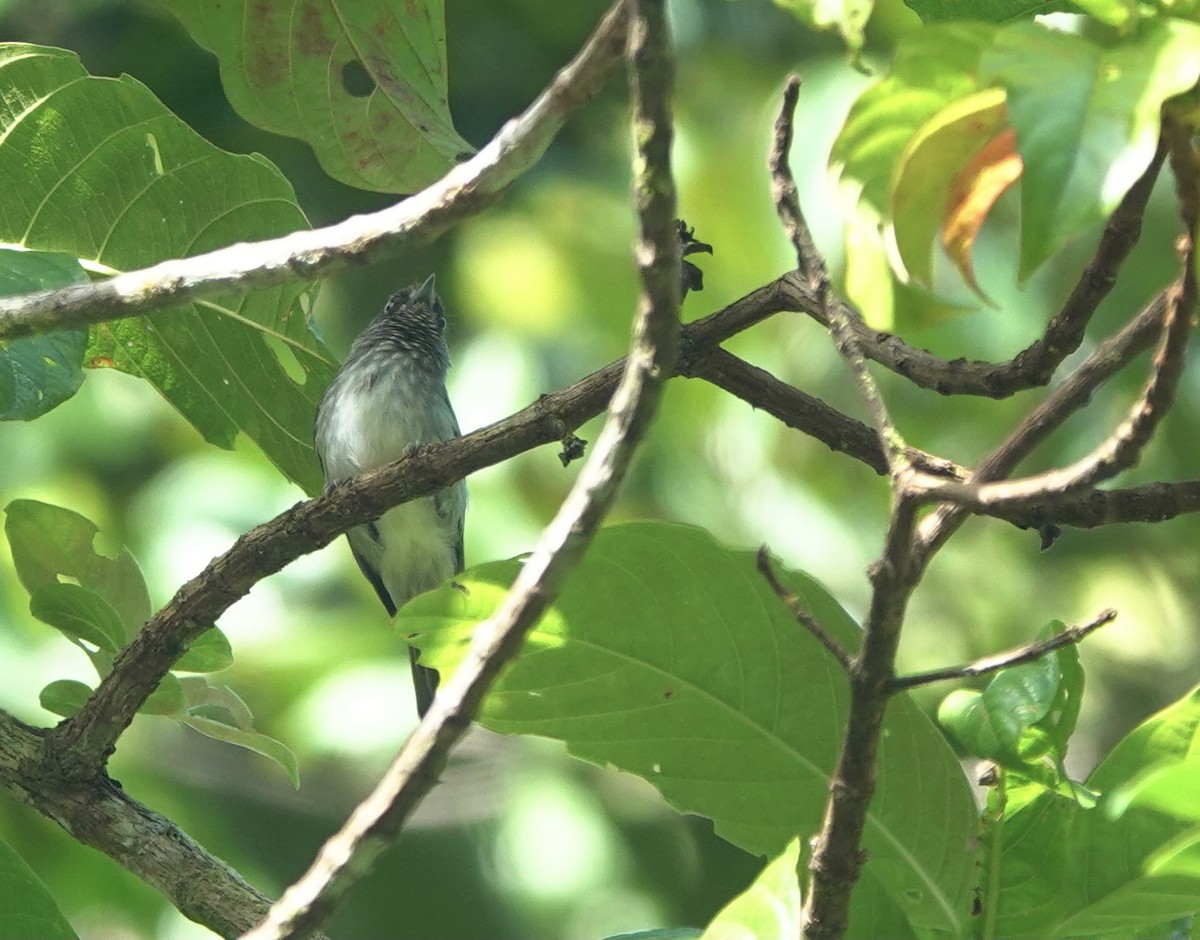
[414,273,438,305]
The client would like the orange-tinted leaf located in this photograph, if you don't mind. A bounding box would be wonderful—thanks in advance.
[943,128,1023,298]
[891,89,1008,287]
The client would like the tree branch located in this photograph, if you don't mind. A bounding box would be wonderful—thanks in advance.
[773,134,1164,399]
[770,76,908,472]
[239,4,680,936]
[913,287,1172,565]
[914,275,1193,512]
[0,0,630,341]
[889,609,1117,692]
[0,711,315,940]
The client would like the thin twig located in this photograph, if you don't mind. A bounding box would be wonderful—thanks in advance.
[889,609,1117,692]
[913,276,1193,512]
[238,4,680,937]
[770,75,907,472]
[0,0,631,341]
[756,548,853,672]
[912,288,1172,565]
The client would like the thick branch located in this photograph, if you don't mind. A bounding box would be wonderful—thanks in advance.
[0,711,306,940]
[239,5,681,937]
[803,499,922,939]
[0,1,630,340]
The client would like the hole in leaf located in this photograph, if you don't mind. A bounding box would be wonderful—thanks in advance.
[342,60,374,98]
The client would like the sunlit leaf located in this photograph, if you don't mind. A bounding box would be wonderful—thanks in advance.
[772,0,873,52]
[937,629,1063,768]
[402,522,977,935]
[890,88,1009,287]
[832,24,994,214]
[162,0,473,193]
[701,839,801,940]
[903,0,1074,21]
[982,19,1200,279]
[984,687,1200,937]
[0,250,88,421]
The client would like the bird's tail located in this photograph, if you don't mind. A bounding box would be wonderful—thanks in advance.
[410,648,438,717]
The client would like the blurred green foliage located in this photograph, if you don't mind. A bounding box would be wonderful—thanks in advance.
[1,1,1199,938]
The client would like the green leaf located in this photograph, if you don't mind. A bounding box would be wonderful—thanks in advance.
[5,500,150,638]
[178,676,254,729]
[0,249,88,421]
[181,714,299,789]
[1106,760,1200,822]
[161,0,473,194]
[903,0,1075,23]
[772,0,873,52]
[701,839,801,940]
[173,627,234,674]
[0,836,78,940]
[28,582,126,654]
[832,23,994,214]
[985,688,1200,938]
[401,522,977,935]
[141,674,187,716]
[981,19,1200,279]
[38,679,93,719]
[937,637,1062,768]
[606,932,701,940]
[0,44,335,493]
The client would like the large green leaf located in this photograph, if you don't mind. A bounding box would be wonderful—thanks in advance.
[982,19,1200,279]
[162,0,472,193]
[400,522,978,935]
[0,836,78,940]
[0,44,333,493]
[0,250,88,420]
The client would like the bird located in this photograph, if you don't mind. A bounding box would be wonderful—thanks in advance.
[314,274,467,716]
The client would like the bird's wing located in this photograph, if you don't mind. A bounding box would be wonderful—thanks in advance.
[346,529,397,617]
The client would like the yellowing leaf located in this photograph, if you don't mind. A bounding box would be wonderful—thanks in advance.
[942,128,1023,298]
[890,88,1008,286]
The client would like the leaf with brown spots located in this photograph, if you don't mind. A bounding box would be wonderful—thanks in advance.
[163,0,472,193]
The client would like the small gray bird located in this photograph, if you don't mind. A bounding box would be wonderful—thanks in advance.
[314,274,467,715]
